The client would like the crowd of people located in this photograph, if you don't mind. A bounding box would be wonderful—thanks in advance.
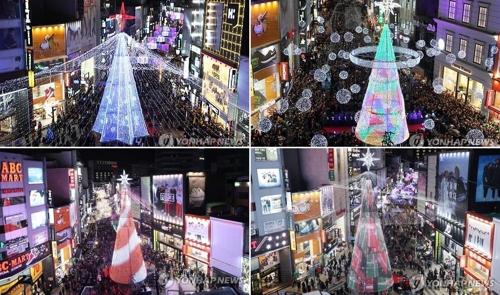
[251,0,500,146]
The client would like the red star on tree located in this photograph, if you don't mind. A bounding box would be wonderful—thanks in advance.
[109,2,135,31]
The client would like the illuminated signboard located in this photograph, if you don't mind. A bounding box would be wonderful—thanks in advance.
[250,230,289,256]
[24,0,33,46]
[0,162,23,182]
[26,49,34,71]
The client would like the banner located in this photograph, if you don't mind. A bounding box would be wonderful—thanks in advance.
[0,56,24,74]
[258,251,279,272]
[32,25,66,60]
[251,44,279,72]
[292,191,321,222]
[295,218,321,236]
[261,194,283,215]
[188,176,206,208]
[152,175,183,219]
[53,206,70,232]
[475,155,500,203]
[251,1,280,49]
[185,215,210,244]
[320,186,334,217]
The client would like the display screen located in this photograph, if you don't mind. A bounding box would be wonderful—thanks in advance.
[437,152,469,224]
[210,218,244,277]
[295,218,321,236]
[28,167,44,184]
[260,194,283,215]
[475,155,500,202]
[31,211,47,230]
[254,148,278,162]
[258,251,280,272]
[256,168,281,188]
[152,174,183,219]
[30,190,45,207]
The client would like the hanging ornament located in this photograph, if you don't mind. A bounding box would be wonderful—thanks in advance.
[433,85,444,94]
[403,37,410,43]
[258,118,273,133]
[364,36,372,43]
[330,32,341,43]
[417,50,424,59]
[339,70,349,80]
[343,52,350,59]
[296,97,312,112]
[317,16,325,24]
[445,53,456,64]
[433,47,441,56]
[404,28,410,35]
[485,58,494,67]
[416,40,425,48]
[430,39,437,47]
[293,47,302,55]
[466,129,485,146]
[363,28,369,35]
[389,23,395,29]
[344,32,354,42]
[314,70,327,82]
[457,50,466,59]
[354,111,361,123]
[350,84,361,94]
[302,89,313,98]
[406,58,418,67]
[355,26,363,33]
[433,78,444,87]
[317,26,325,34]
[338,50,346,58]
[357,148,380,171]
[423,118,435,130]
[322,64,331,73]
[283,48,290,56]
[310,134,328,147]
[336,89,352,104]
[328,52,337,61]
[492,46,499,54]
[426,48,436,57]
[276,99,289,114]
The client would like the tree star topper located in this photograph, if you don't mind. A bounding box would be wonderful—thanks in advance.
[357,148,380,171]
[375,0,401,21]
[119,170,133,186]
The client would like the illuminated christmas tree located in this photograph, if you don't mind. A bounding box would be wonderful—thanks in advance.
[348,176,393,294]
[354,23,409,145]
[109,170,147,284]
[92,34,149,145]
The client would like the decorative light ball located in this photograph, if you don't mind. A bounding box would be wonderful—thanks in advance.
[403,37,410,43]
[310,134,328,147]
[416,40,426,48]
[350,84,361,93]
[343,52,350,59]
[433,47,441,56]
[299,20,306,27]
[432,78,444,87]
[472,89,483,100]
[302,89,313,98]
[354,111,361,122]
[423,118,435,130]
[433,85,444,94]
[317,26,325,34]
[314,70,327,82]
[336,89,352,104]
[296,97,312,112]
[339,70,349,80]
[375,26,381,32]
[344,32,354,42]
[338,50,345,58]
[430,39,437,47]
[485,58,494,67]
[355,26,363,33]
[457,50,466,59]
[363,28,369,35]
[283,48,290,56]
[364,36,371,43]
[322,64,331,73]
[258,118,272,133]
[445,53,456,64]
[417,50,424,59]
[426,48,436,57]
[317,16,325,24]
[293,47,302,55]
[492,46,499,55]
[330,32,341,43]
[389,23,395,29]
[276,99,289,114]
[466,129,485,146]
[404,28,410,35]
[328,52,337,61]
[407,58,418,67]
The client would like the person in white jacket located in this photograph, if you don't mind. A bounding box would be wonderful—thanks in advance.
[176,184,183,217]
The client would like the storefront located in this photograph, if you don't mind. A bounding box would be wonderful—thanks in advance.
[0,89,29,136]
[461,213,494,295]
[184,215,210,275]
[435,216,465,280]
[251,230,291,295]
[441,66,485,110]
[322,213,346,263]
[30,261,44,295]
[32,78,65,127]
[153,219,184,262]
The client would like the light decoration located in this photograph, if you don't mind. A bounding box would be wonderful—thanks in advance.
[350,45,420,69]
[317,16,325,24]
[317,26,325,34]
[432,78,444,87]
[423,118,435,130]
[417,50,424,59]
[344,32,354,42]
[364,36,372,43]
[299,20,306,28]
[404,29,410,35]
[492,46,499,55]
[458,50,466,59]
[430,39,437,47]
[343,52,351,60]
[354,111,361,122]
[258,118,273,133]
[109,2,135,32]
[363,28,369,35]
[110,170,147,284]
[296,97,312,112]
[433,85,444,94]
[357,148,379,171]
[329,52,337,60]
[276,99,289,114]
[354,24,409,145]
[302,89,313,98]
[336,89,352,104]
[350,84,361,93]
[314,69,327,82]
[426,48,436,57]
[355,26,363,33]
[485,58,494,67]
[445,53,456,64]
[466,129,485,146]
[339,70,349,80]
[322,64,331,73]
[92,34,149,145]
[330,32,341,43]
[283,48,290,56]
[348,177,393,293]
[416,40,425,48]
[374,0,401,20]
[310,134,328,147]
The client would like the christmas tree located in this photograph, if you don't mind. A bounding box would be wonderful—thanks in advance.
[355,24,409,145]
[348,176,393,294]
[109,170,147,284]
[92,34,149,145]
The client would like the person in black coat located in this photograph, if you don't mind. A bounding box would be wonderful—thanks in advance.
[493,159,500,199]
[483,162,494,199]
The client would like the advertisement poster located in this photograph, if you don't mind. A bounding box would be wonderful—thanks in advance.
[188,176,206,208]
[81,0,97,52]
[251,44,279,72]
[0,90,21,115]
[201,55,231,114]
[152,175,183,219]
[263,219,285,234]
[251,1,280,49]
[292,191,321,222]
[54,207,70,232]
[185,216,209,244]
[258,251,280,272]
[55,227,71,244]
[0,28,22,50]
[29,189,45,207]
[0,0,21,19]
[261,194,283,215]
[295,218,321,236]
[254,148,278,162]
[252,64,279,111]
[466,215,493,256]
[28,167,44,184]
[320,185,334,217]
[32,25,66,60]
[31,211,46,230]
[475,155,500,202]
[256,168,281,188]
[437,152,469,224]
[0,56,23,74]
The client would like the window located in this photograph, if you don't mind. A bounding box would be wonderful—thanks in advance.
[448,1,456,19]
[474,43,483,64]
[460,38,468,54]
[445,34,453,52]
[478,6,488,28]
[462,3,471,23]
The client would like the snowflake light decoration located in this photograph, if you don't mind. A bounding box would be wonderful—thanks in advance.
[430,39,437,47]
[350,84,361,93]
[423,118,435,130]
[296,97,312,112]
[317,16,325,24]
[314,70,327,82]
[466,129,485,146]
[302,89,313,98]
[283,48,290,56]
[276,99,289,114]
[445,53,456,64]
[258,118,273,133]
[416,40,425,48]
[311,134,328,147]
[355,26,363,33]
[317,26,325,34]
[492,46,499,54]
[417,50,424,59]
[329,52,337,60]
[344,32,354,42]
[343,52,350,59]
[404,29,410,35]
[364,36,372,43]
[354,111,361,123]
[330,32,341,43]
[433,85,444,94]
[432,78,444,87]
[339,70,349,80]
[363,28,369,35]
[357,148,380,171]
[322,64,331,73]
[119,170,133,186]
[336,89,352,104]
[457,50,466,59]
[485,58,494,67]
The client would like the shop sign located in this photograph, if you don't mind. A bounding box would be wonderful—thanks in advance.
[1,188,24,194]
[26,49,34,72]
[0,251,34,280]
[263,219,286,234]
[228,69,237,92]
[465,215,493,258]
[24,0,33,47]
[290,231,296,251]
[226,3,239,27]
[69,170,75,189]
[486,90,494,106]
[250,230,289,256]
[190,45,201,55]
[30,261,43,282]
[209,103,220,115]
[153,220,183,237]
[328,149,334,169]
[279,62,289,81]
[1,162,23,182]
